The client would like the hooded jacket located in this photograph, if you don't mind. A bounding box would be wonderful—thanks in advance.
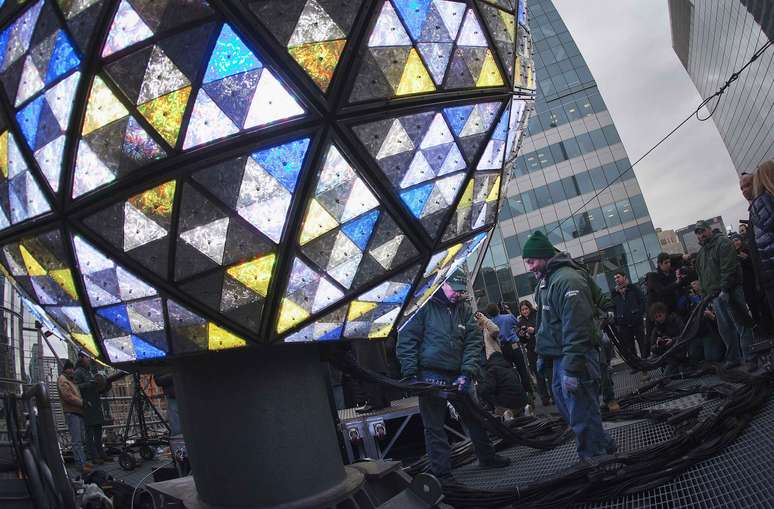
[750,191,774,289]
[478,352,527,410]
[695,232,741,295]
[534,253,597,376]
[397,292,482,378]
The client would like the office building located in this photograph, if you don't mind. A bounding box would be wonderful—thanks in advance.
[669,0,774,175]
[474,0,659,305]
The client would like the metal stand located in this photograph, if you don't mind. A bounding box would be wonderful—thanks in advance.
[118,373,169,470]
[171,345,353,507]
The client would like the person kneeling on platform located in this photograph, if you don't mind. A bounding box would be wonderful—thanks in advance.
[522,231,617,460]
[397,270,510,480]
[475,311,528,420]
[649,302,687,376]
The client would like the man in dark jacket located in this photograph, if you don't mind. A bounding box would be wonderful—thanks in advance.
[611,272,647,358]
[74,353,112,465]
[694,220,754,368]
[523,231,616,460]
[646,253,689,315]
[397,271,509,478]
[649,302,687,375]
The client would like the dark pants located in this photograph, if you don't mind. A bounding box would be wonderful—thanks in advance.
[84,424,105,460]
[551,351,616,459]
[617,323,647,358]
[525,348,550,401]
[417,370,497,477]
[599,342,615,403]
[502,343,534,397]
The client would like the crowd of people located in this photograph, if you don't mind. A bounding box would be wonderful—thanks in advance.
[395,160,774,481]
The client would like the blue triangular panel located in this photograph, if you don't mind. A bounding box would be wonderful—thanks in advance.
[250,137,310,193]
[203,24,262,84]
[341,209,380,250]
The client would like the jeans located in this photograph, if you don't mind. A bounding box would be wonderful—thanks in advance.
[551,351,616,460]
[84,424,105,460]
[713,288,754,363]
[65,413,86,469]
[417,370,497,477]
[167,398,182,435]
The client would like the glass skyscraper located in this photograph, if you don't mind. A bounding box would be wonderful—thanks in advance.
[669,0,774,176]
[474,0,659,305]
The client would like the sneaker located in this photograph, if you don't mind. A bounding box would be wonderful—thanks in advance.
[480,454,511,469]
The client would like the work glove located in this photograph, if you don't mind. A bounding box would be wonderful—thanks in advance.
[453,375,469,392]
[562,374,579,394]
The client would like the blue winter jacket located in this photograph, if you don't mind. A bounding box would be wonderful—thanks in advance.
[397,293,482,378]
[751,191,774,289]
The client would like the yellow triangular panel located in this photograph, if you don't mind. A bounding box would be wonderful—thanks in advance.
[50,269,79,300]
[458,180,474,209]
[288,39,346,92]
[300,199,339,245]
[138,86,192,146]
[369,323,392,339]
[347,301,377,322]
[226,253,276,298]
[82,76,129,135]
[0,131,8,178]
[440,243,463,269]
[19,245,47,276]
[499,11,516,41]
[72,333,100,357]
[208,322,247,350]
[486,176,501,203]
[476,50,504,87]
[127,180,176,222]
[396,48,436,96]
[277,298,310,333]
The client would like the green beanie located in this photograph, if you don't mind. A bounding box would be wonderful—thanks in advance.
[521,231,559,259]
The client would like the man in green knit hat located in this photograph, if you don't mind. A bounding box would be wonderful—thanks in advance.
[522,231,616,460]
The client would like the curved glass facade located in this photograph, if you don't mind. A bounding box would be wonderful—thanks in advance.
[474,0,658,306]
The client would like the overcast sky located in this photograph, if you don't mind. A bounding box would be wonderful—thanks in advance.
[552,0,751,232]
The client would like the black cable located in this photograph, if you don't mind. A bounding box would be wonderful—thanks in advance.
[546,39,774,238]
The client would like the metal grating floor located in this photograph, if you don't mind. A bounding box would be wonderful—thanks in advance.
[451,368,774,508]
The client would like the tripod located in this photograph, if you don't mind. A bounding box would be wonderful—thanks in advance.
[118,373,169,470]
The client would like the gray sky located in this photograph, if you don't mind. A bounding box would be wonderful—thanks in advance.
[553,0,751,232]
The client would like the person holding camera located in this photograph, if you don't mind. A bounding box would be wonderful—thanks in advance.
[648,303,687,375]
[486,303,535,409]
[397,270,510,480]
[74,352,113,465]
[514,300,552,406]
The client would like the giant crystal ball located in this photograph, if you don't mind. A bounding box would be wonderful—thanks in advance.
[0,0,534,365]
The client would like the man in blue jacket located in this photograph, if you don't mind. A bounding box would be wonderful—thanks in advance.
[398,270,510,479]
[523,231,616,460]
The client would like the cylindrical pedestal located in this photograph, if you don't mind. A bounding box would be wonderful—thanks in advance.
[173,346,346,507]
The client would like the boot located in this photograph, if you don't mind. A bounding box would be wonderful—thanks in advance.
[480,454,511,469]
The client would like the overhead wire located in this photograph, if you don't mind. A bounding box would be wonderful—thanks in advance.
[545,39,773,238]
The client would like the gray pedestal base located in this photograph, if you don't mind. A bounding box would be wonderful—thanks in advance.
[172,346,346,507]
